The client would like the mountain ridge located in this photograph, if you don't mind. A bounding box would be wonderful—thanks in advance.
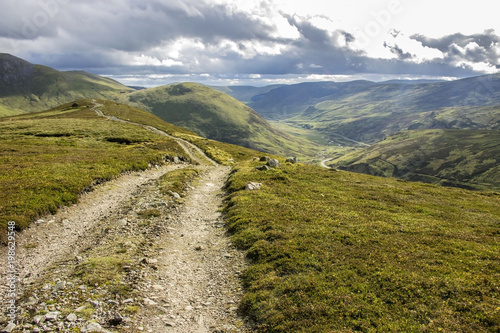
[0,53,134,116]
[220,74,500,143]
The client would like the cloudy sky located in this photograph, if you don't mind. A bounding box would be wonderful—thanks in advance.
[1,0,499,86]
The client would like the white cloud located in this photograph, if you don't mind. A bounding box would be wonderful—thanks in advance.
[131,54,183,67]
[385,32,444,63]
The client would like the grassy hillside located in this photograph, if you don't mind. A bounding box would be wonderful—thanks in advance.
[248,81,377,120]
[329,129,500,190]
[124,82,321,158]
[224,161,500,332]
[0,54,133,116]
[0,100,194,238]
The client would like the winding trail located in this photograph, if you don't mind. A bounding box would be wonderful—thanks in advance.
[91,100,216,166]
[91,101,249,331]
[127,166,249,332]
[0,165,184,308]
[321,158,334,169]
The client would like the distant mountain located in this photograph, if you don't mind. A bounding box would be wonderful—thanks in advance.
[379,79,445,85]
[330,129,500,190]
[226,75,500,143]
[246,80,377,120]
[123,82,319,156]
[211,85,284,104]
[0,53,133,116]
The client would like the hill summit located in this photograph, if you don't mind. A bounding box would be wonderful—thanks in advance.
[123,82,318,156]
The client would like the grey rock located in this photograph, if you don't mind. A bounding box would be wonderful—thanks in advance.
[44,312,60,322]
[52,281,66,291]
[286,157,298,164]
[66,313,77,322]
[0,323,16,333]
[255,165,271,171]
[259,156,270,162]
[143,298,157,306]
[122,298,134,304]
[24,296,38,306]
[116,219,128,227]
[33,315,45,324]
[75,305,88,313]
[267,159,281,168]
[83,322,108,332]
[89,300,100,308]
[32,327,41,333]
[168,190,181,199]
[108,314,123,326]
[245,182,262,191]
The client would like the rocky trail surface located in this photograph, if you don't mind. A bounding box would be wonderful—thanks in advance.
[0,106,251,333]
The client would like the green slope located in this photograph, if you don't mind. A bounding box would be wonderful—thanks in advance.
[225,161,500,332]
[330,129,500,190]
[123,82,320,158]
[0,53,133,116]
[0,54,321,159]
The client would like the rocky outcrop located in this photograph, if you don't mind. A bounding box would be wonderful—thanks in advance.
[267,159,281,168]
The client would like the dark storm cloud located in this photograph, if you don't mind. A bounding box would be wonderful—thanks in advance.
[410,30,500,67]
[411,30,499,51]
[0,0,497,80]
[383,42,413,60]
[0,0,273,47]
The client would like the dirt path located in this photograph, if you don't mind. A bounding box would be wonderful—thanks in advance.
[127,166,249,333]
[0,165,183,304]
[320,158,333,169]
